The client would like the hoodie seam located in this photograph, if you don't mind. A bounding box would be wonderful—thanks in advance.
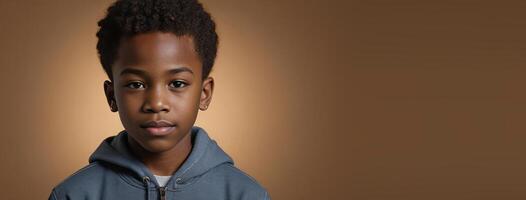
[53,163,99,189]
[178,139,211,179]
[167,166,210,192]
[227,165,269,199]
[166,162,231,192]
[116,172,161,191]
[69,163,98,178]
[167,140,228,192]
[95,161,150,191]
[50,189,59,200]
[168,136,213,191]
[225,165,262,186]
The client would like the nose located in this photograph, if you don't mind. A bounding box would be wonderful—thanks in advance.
[142,84,170,113]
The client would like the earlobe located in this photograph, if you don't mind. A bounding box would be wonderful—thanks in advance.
[199,77,214,111]
[199,105,209,111]
[110,101,118,112]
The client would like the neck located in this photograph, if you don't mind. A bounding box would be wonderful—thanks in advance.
[127,131,193,176]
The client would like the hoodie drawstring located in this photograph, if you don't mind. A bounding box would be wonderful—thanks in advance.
[142,176,151,200]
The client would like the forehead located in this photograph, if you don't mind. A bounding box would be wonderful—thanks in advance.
[114,32,202,75]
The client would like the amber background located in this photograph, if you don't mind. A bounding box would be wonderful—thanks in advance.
[1,0,525,199]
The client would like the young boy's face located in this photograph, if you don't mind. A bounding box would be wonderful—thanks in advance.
[104,32,213,153]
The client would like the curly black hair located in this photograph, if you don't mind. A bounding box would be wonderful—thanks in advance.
[96,0,218,81]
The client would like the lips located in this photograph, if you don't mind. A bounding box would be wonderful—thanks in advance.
[140,120,175,136]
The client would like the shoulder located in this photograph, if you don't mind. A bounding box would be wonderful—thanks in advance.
[207,164,270,199]
[50,162,109,198]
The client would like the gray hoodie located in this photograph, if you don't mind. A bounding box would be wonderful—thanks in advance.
[48,126,269,200]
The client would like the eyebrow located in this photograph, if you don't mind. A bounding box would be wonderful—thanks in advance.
[119,66,194,76]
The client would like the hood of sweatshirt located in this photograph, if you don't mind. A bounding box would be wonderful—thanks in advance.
[88,126,233,190]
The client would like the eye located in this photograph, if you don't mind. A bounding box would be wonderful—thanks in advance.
[169,80,187,88]
[125,82,145,89]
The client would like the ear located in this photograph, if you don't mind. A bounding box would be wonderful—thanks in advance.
[199,77,214,111]
[104,80,118,112]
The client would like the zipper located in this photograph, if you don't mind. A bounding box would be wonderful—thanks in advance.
[159,187,167,200]
[142,176,151,200]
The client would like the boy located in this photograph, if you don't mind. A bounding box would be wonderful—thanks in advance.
[48,0,269,199]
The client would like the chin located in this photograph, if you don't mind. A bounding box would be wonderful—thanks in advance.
[141,139,177,153]
[127,132,176,153]
[127,127,191,153]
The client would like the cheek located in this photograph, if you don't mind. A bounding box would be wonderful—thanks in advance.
[119,93,142,110]
[171,88,200,112]
[115,91,143,121]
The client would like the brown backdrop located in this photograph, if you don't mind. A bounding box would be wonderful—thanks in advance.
[1,0,525,199]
